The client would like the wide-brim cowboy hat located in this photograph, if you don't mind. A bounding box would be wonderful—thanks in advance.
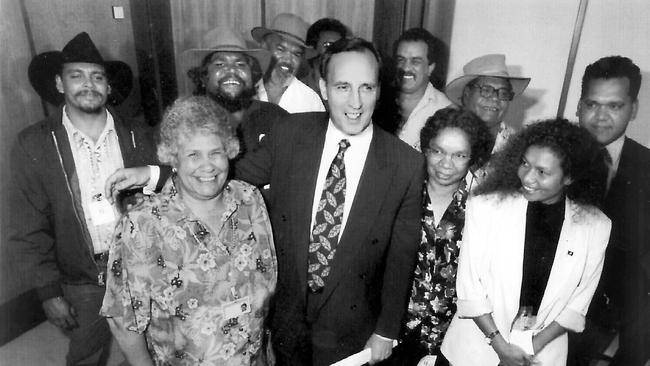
[445,54,530,105]
[251,13,318,59]
[28,32,133,106]
[181,26,272,78]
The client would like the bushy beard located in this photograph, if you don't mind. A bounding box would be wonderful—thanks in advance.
[207,85,256,113]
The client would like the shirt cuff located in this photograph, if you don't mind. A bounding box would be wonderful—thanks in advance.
[374,333,394,342]
[456,298,493,319]
[143,165,160,195]
[555,307,586,333]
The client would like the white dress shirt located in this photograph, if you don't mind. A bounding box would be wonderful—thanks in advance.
[62,107,123,253]
[310,121,373,238]
[256,76,325,113]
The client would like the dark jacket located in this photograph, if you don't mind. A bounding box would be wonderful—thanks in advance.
[234,113,424,365]
[8,106,159,301]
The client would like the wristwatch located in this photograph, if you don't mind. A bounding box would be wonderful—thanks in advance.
[485,329,500,345]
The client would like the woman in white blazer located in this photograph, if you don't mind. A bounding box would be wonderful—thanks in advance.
[441,119,611,366]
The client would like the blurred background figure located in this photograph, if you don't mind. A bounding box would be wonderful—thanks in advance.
[442,119,610,365]
[102,96,277,365]
[302,17,348,97]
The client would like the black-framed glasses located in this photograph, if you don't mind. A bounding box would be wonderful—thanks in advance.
[425,148,471,166]
[472,84,515,101]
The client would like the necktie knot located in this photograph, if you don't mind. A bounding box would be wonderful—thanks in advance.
[337,139,350,156]
[601,147,613,166]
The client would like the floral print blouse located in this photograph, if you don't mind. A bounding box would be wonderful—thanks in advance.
[403,180,469,355]
[101,179,277,366]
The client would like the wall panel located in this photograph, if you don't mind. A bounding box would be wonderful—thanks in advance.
[565,0,650,146]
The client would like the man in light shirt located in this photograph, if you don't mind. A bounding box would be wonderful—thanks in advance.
[251,13,325,113]
[8,32,160,365]
[570,55,650,366]
[393,28,452,151]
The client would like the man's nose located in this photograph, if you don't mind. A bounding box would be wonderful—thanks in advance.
[349,89,362,108]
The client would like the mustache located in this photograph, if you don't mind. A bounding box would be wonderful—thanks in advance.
[74,90,103,98]
[396,69,416,79]
[273,60,294,73]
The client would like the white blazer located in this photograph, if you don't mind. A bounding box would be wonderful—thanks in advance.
[441,193,611,366]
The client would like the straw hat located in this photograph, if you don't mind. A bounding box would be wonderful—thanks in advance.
[28,32,133,106]
[181,26,271,74]
[445,54,530,105]
[251,13,317,58]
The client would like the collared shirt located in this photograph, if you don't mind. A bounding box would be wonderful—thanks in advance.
[397,83,452,151]
[310,121,373,237]
[605,133,625,177]
[101,179,277,365]
[256,76,325,113]
[62,106,123,253]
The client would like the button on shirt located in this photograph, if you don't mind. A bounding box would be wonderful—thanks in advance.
[62,107,124,253]
[397,83,452,151]
[310,121,373,237]
[256,76,325,113]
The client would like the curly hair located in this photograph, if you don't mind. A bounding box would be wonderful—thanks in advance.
[420,107,494,169]
[306,18,348,49]
[474,118,607,207]
[187,51,263,95]
[157,96,240,166]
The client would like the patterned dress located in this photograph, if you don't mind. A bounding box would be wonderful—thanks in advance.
[101,179,277,366]
[403,180,469,356]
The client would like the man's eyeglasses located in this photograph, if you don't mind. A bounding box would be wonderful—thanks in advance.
[426,148,471,166]
[471,84,515,101]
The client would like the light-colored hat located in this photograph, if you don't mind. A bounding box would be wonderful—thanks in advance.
[445,54,531,105]
[251,13,317,58]
[181,26,271,74]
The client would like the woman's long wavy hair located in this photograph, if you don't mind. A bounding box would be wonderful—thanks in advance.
[474,118,607,208]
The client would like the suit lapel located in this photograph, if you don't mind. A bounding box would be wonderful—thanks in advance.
[315,129,391,306]
[291,116,328,298]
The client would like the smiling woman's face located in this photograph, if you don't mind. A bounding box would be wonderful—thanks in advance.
[517,145,572,205]
[175,133,230,203]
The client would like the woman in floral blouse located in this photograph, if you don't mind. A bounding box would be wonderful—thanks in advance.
[390,107,492,366]
[101,96,277,366]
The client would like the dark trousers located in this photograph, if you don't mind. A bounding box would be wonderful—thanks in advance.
[61,283,112,366]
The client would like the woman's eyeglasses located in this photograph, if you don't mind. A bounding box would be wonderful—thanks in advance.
[471,84,515,101]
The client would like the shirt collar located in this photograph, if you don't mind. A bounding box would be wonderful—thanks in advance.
[605,134,625,166]
[61,105,115,145]
[325,118,374,146]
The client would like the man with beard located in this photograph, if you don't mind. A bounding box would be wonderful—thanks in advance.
[392,28,452,151]
[252,13,325,113]
[184,26,289,157]
[8,32,160,365]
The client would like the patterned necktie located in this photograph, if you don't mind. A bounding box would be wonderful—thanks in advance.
[308,139,350,292]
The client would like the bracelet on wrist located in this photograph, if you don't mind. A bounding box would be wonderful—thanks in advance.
[485,329,500,345]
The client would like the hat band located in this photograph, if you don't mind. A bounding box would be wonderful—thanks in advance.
[272,29,307,45]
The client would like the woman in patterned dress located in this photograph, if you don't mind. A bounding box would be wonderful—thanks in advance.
[101,96,277,366]
[390,107,493,366]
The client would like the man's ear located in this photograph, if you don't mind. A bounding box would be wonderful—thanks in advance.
[55,75,64,94]
[631,99,639,121]
[319,77,328,101]
[427,62,436,77]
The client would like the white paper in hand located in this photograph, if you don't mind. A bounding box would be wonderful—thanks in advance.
[330,340,399,366]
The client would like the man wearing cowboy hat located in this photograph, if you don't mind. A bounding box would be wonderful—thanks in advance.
[251,13,325,113]
[9,32,160,365]
[445,54,530,152]
[183,26,288,157]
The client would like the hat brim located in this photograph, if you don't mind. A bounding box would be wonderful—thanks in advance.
[28,51,133,106]
[181,47,271,77]
[251,27,318,59]
[445,74,531,106]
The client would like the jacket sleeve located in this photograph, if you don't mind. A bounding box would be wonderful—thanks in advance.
[232,118,277,187]
[556,214,611,332]
[8,134,63,301]
[455,196,495,317]
[374,156,424,338]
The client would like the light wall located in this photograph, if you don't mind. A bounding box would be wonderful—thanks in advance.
[446,0,649,148]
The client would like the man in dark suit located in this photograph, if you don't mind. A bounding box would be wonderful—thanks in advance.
[234,37,424,365]
[570,56,650,366]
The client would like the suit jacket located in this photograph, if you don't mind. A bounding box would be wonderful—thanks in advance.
[8,106,159,301]
[442,194,611,366]
[592,137,650,365]
[234,112,424,365]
